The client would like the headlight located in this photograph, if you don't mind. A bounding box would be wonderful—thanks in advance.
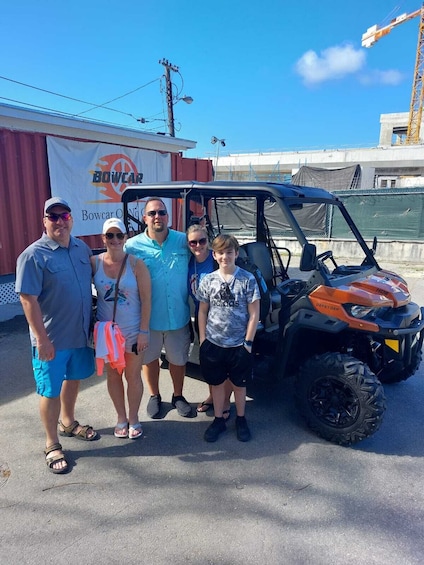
[345,305,377,319]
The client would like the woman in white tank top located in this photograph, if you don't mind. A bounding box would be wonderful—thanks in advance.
[91,218,151,439]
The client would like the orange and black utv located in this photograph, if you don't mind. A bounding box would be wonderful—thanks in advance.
[122,181,424,446]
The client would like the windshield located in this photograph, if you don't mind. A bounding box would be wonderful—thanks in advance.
[209,196,376,272]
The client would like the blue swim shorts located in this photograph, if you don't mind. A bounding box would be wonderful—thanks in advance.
[32,346,95,398]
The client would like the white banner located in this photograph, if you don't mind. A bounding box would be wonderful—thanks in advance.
[46,137,171,236]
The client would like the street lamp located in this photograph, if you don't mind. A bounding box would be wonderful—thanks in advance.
[211,136,226,180]
[160,59,193,137]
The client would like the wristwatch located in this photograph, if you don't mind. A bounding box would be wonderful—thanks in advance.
[244,340,253,347]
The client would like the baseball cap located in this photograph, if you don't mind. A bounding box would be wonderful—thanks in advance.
[44,197,71,214]
[102,218,126,234]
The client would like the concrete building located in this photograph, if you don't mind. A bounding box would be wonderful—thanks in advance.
[214,112,424,189]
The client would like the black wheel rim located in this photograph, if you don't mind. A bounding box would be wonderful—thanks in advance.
[308,377,360,428]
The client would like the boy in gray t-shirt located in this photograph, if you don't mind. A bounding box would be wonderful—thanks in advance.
[197,234,260,442]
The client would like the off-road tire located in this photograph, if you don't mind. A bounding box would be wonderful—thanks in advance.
[295,352,386,446]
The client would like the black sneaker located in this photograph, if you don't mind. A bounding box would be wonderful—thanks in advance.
[204,417,226,442]
[172,395,192,417]
[236,416,251,442]
[147,394,162,418]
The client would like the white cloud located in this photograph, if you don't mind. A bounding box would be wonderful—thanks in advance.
[295,43,366,85]
[359,69,404,86]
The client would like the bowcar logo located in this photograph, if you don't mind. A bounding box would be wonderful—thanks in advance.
[91,153,143,202]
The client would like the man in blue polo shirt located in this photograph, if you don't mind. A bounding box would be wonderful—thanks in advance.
[124,197,192,418]
[16,197,97,474]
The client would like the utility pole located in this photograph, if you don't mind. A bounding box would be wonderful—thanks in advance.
[159,58,179,137]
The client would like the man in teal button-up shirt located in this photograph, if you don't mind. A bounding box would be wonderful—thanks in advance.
[124,197,192,418]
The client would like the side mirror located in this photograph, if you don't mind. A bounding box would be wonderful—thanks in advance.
[300,243,317,271]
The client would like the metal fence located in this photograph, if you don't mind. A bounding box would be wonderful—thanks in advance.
[333,187,424,240]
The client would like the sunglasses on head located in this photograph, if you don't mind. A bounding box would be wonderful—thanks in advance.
[45,212,72,222]
[188,238,207,247]
[105,232,125,240]
[146,209,167,217]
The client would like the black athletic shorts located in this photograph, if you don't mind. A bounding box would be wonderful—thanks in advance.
[199,339,252,387]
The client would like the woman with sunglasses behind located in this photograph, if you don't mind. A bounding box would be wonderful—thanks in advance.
[187,225,232,419]
[91,218,151,439]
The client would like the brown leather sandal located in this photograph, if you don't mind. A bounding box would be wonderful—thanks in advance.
[58,420,98,441]
[44,443,68,474]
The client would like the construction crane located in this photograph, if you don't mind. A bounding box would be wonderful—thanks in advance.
[362,5,424,144]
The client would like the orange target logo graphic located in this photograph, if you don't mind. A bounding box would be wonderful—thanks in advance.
[91,154,143,202]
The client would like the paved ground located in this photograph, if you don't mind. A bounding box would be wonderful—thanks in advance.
[1,266,424,564]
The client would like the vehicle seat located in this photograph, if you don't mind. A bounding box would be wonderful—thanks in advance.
[240,242,281,309]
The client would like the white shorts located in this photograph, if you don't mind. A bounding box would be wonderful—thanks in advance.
[143,326,191,366]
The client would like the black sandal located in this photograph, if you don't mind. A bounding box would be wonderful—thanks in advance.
[197,401,213,413]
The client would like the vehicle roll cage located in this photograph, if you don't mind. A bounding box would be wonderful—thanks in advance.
[121,181,379,271]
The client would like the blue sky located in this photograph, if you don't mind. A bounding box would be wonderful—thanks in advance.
[1,0,421,158]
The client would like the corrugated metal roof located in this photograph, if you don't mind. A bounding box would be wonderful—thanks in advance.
[0,102,196,153]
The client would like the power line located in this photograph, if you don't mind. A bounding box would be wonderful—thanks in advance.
[0,74,95,105]
[0,96,80,115]
[74,77,161,116]
[0,74,160,121]
[0,66,189,135]
[0,95,147,131]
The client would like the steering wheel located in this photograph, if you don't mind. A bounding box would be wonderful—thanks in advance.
[316,250,333,262]
[276,279,305,297]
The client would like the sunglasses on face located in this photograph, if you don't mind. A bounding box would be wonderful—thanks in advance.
[146,210,167,217]
[188,238,207,247]
[45,212,72,222]
[105,232,125,240]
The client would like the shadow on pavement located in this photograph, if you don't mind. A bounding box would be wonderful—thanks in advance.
[2,314,424,458]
